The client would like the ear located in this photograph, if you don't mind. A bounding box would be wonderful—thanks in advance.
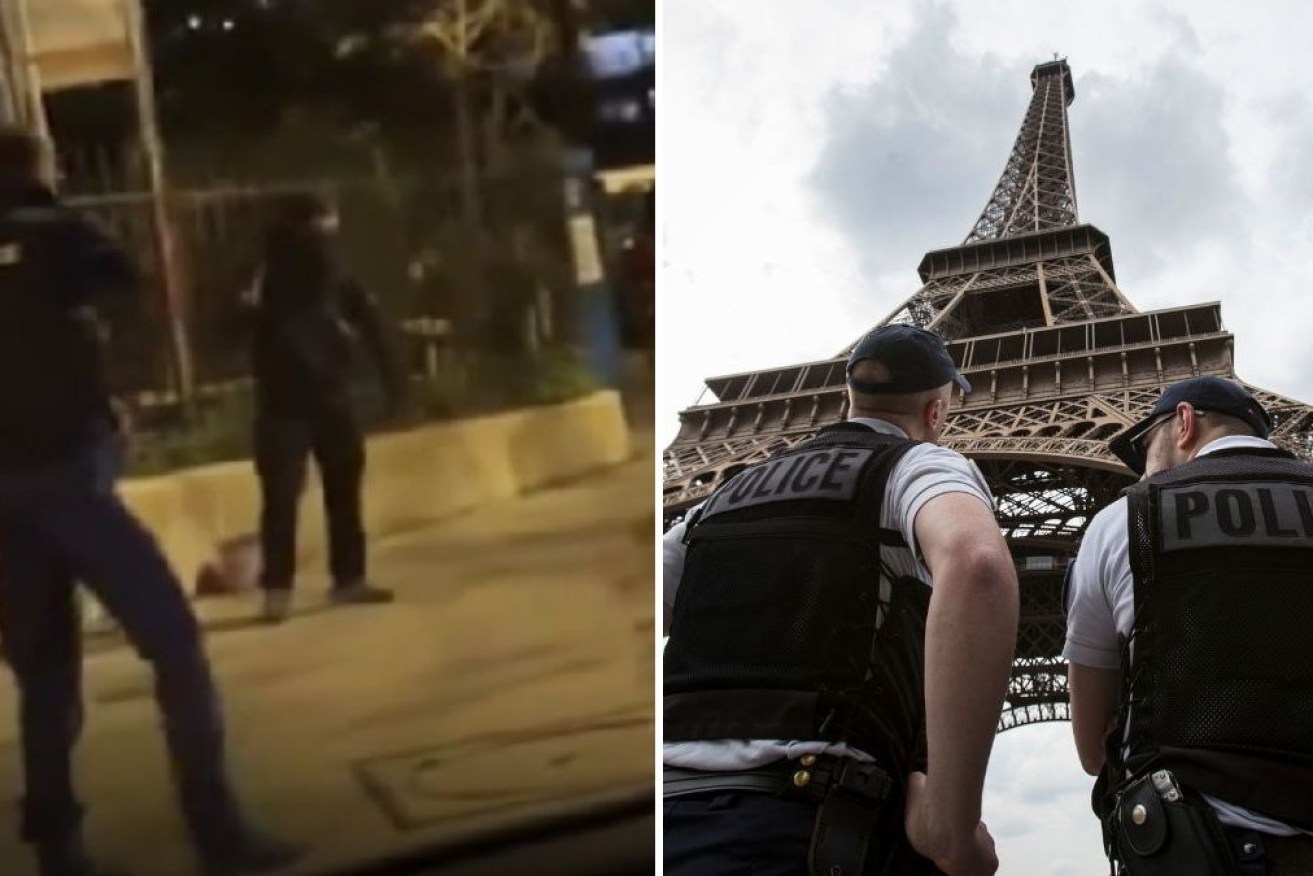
[1176,402,1199,448]
[925,395,945,430]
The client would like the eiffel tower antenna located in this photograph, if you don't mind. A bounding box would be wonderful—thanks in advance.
[966,59,1078,243]
[662,60,1313,732]
[863,60,1136,342]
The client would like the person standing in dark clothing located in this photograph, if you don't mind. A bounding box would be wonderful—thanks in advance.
[250,193,401,624]
[0,128,304,876]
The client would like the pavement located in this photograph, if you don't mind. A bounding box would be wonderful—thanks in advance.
[0,381,656,876]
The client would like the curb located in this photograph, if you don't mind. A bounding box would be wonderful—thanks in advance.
[79,392,632,635]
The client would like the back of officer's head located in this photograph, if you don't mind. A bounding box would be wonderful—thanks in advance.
[0,127,53,189]
[845,325,971,441]
[1110,376,1273,476]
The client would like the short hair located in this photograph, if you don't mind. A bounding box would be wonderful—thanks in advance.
[848,359,948,417]
[1202,408,1262,439]
[0,126,46,180]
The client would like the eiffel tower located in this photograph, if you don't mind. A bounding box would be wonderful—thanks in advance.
[661,59,1313,733]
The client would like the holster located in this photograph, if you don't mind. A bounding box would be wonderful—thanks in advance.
[808,760,946,876]
[808,760,894,876]
[1107,769,1239,876]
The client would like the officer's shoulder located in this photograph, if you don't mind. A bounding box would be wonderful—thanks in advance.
[900,441,973,468]
[667,503,704,535]
[1086,495,1130,531]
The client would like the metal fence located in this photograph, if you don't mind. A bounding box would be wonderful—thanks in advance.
[64,163,601,399]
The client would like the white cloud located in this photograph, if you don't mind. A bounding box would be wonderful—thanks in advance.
[986,724,1108,875]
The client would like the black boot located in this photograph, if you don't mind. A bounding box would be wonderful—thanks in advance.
[198,828,306,876]
[36,834,131,876]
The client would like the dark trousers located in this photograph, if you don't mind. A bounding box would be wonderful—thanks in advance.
[1226,829,1313,876]
[666,789,939,876]
[0,435,247,850]
[255,407,366,591]
[665,792,817,875]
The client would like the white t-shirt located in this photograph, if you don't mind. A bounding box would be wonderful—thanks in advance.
[663,417,994,770]
[1064,435,1310,836]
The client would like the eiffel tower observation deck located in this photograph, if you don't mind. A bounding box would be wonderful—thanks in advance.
[661,59,1313,732]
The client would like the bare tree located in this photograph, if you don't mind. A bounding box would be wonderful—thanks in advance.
[339,0,574,227]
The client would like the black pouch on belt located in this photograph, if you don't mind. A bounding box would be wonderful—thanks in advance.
[807,760,895,876]
[1110,769,1239,876]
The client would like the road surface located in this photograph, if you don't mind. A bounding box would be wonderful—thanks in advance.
[0,417,655,876]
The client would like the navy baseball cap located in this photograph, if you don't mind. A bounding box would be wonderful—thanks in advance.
[846,325,971,395]
[1108,376,1272,475]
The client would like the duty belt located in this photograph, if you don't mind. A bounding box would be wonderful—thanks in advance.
[664,755,894,876]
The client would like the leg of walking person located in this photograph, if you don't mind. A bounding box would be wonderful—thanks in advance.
[314,408,390,605]
[254,413,310,623]
[0,523,108,876]
[25,460,303,875]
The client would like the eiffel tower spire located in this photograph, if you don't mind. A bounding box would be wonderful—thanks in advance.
[965,60,1079,243]
[870,61,1134,342]
[663,59,1313,732]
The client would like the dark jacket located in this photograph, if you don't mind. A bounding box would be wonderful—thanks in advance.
[251,228,398,417]
[0,183,135,470]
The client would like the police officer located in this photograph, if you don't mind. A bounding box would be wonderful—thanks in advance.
[250,192,401,623]
[663,325,1020,875]
[1066,376,1313,874]
[0,128,303,876]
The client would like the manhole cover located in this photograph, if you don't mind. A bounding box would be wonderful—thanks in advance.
[355,711,650,830]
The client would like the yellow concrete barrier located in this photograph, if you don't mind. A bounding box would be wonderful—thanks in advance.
[117,390,633,591]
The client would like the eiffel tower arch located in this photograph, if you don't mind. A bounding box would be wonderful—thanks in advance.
[662,59,1313,733]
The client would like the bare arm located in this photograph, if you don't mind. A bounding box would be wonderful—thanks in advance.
[1069,663,1121,776]
[909,492,1018,866]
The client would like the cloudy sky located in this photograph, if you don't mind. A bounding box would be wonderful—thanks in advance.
[659,1,1313,872]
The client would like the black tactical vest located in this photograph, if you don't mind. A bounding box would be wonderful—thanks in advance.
[663,423,931,777]
[1123,447,1313,829]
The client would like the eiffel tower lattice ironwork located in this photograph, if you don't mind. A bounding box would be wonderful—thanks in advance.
[661,59,1313,734]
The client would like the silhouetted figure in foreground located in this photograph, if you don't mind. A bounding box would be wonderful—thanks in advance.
[0,128,304,876]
